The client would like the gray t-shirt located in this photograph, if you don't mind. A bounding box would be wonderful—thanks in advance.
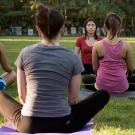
[15,43,84,117]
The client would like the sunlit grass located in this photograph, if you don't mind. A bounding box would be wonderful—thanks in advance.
[93,98,135,135]
[0,36,135,135]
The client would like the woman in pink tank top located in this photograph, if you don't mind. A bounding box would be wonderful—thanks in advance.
[92,12,134,93]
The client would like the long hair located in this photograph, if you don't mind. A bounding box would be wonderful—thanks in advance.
[83,18,98,40]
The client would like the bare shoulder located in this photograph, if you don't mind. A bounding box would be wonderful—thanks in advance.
[0,42,5,47]
[123,40,130,45]
[0,42,5,51]
[93,40,103,50]
[94,40,101,46]
[122,40,132,50]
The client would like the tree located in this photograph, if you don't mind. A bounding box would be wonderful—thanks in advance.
[0,0,134,36]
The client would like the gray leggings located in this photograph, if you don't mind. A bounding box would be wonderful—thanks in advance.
[0,90,110,133]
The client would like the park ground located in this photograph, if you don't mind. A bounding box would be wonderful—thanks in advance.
[0,36,135,135]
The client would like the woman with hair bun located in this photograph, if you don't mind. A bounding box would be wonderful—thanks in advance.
[0,4,110,133]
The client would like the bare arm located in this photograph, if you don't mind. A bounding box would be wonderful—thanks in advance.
[68,74,81,105]
[92,43,99,74]
[17,68,27,105]
[0,43,12,72]
[2,71,16,86]
[74,46,80,55]
[125,43,133,75]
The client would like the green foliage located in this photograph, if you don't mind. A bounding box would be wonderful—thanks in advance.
[0,0,135,29]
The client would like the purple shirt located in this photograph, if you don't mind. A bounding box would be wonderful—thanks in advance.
[96,39,128,93]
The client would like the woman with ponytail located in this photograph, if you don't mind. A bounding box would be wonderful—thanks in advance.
[92,12,134,93]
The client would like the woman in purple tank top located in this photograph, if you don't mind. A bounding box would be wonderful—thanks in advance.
[92,12,134,93]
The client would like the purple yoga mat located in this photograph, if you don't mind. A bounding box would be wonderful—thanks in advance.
[0,121,93,135]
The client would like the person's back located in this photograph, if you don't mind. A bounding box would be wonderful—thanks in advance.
[92,12,133,93]
[96,39,128,93]
[17,44,82,117]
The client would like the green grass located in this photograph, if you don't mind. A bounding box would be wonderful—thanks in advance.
[93,98,135,135]
[0,36,135,135]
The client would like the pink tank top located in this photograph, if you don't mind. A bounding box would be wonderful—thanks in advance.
[96,39,128,93]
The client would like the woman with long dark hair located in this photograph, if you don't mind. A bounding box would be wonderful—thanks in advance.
[75,18,102,75]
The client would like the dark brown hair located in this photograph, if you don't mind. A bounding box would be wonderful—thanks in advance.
[83,18,98,40]
[35,4,64,40]
[104,12,122,40]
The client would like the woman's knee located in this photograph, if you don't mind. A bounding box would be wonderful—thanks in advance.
[82,75,96,84]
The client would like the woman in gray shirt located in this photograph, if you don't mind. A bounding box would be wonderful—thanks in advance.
[0,4,110,133]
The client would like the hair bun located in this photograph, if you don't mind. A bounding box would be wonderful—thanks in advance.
[36,3,45,12]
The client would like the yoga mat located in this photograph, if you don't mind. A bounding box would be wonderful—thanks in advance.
[0,121,93,135]
[80,88,135,100]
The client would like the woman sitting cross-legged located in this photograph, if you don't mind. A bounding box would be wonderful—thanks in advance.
[92,12,134,93]
[0,4,110,133]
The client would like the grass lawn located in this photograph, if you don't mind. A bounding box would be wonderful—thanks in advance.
[0,36,135,135]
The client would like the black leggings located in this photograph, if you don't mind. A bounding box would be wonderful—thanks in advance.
[81,64,94,75]
[0,90,110,133]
